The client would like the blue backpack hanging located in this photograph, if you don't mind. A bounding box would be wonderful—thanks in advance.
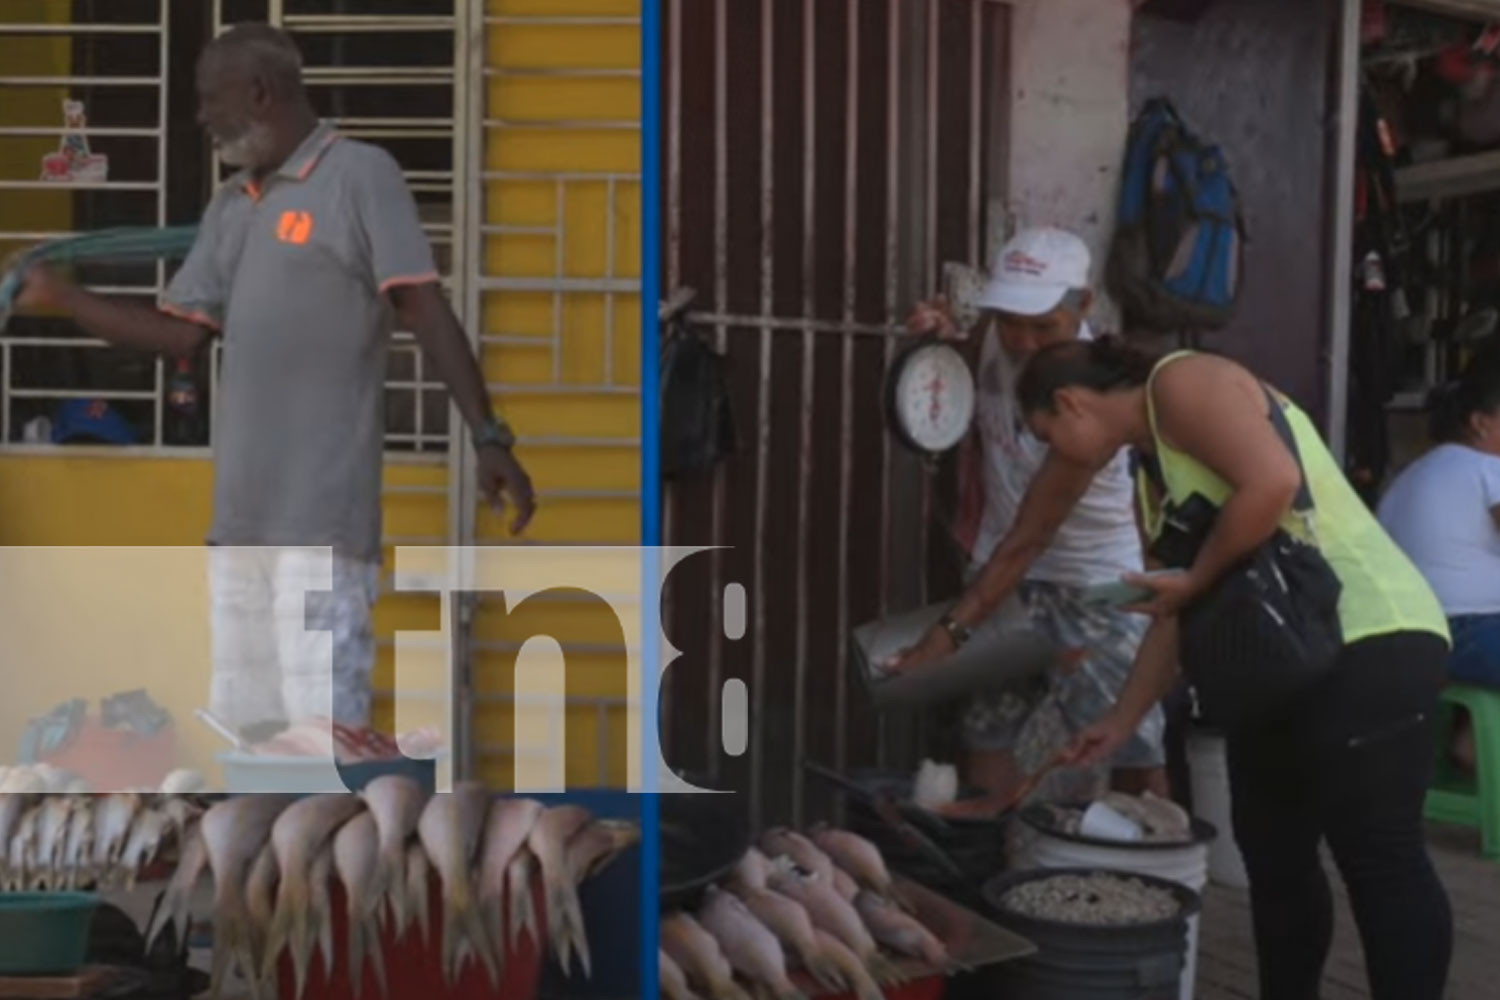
[1107,97,1245,334]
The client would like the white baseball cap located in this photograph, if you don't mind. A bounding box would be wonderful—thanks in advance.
[975,227,1092,316]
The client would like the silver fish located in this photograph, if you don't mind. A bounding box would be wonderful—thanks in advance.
[696,885,806,1000]
[244,841,281,994]
[118,806,173,889]
[333,811,387,1000]
[0,793,36,887]
[812,826,914,910]
[417,781,497,987]
[476,797,543,975]
[92,793,142,883]
[200,794,298,999]
[359,774,428,935]
[6,804,41,891]
[307,845,336,986]
[661,911,753,1000]
[262,794,366,999]
[61,798,95,890]
[812,929,884,1000]
[505,846,540,953]
[527,804,593,976]
[405,839,433,946]
[34,795,76,890]
[730,846,773,892]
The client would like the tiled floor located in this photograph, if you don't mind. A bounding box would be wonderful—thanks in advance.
[1196,824,1500,999]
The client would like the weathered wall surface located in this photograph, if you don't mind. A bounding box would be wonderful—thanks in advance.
[1005,0,1135,330]
[1131,0,1337,416]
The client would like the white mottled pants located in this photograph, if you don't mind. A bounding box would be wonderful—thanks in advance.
[207,546,382,733]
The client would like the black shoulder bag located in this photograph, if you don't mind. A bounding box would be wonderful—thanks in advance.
[660,315,738,480]
[1137,388,1345,733]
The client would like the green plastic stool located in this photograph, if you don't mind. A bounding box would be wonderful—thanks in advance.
[1424,684,1500,860]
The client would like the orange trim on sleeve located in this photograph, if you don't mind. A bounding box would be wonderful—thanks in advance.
[378,271,441,294]
[159,301,221,331]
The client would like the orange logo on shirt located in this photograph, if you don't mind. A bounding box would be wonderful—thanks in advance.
[276,210,314,245]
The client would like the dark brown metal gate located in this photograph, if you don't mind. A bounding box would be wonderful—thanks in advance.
[660,0,1011,830]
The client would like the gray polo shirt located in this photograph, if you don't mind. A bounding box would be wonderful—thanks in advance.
[161,122,438,562]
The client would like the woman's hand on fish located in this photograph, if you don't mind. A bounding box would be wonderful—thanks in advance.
[1120,569,1200,618]
[881,626,954,675]
[1061,710,1134,769]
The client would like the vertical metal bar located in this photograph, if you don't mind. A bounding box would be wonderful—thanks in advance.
[708,0,729,779]
[792,0,817,829]
[661,0,682,750]
[918,0,939,611]
[155,0,170,447]
[604,176,616,385]
[877,0,901,768]
[451,0,485,780]
[1,344,10,445]
[835,0,861,791]
[1326,0,1360,461]
[414,349,427,448]
[968,0,981,266]
[751,0,775,829]
[553,179,566,383]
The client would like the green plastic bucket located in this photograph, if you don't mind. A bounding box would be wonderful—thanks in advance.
[0,892,99,975]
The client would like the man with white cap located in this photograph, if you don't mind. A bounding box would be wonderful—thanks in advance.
[887,226,1167,802]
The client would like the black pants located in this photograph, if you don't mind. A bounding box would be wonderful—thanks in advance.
[1225,630,1452,1000]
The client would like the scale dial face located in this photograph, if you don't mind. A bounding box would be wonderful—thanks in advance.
[890,342,976,454]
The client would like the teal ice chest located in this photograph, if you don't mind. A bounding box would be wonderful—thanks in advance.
[0,892,100,975]
[217,751,439,795]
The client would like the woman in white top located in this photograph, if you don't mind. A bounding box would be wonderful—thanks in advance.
[1377,362,1500,769]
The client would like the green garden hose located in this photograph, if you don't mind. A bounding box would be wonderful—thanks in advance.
[0,225,200,332]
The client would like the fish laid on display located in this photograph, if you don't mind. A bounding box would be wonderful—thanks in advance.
[696,885,807,1000]
[565,819,639,885]
[830,867,859,903]
[660,947,705,1000]
[811,929,884,1000]
[243,842,281,990]
[118,805,173,889]
[405,840,433,946]
[34,795,76,890]
[92,792,142,883]
[160,796,204,843]
[333,811,388,1000]
[758,828,834,883]
[0,793,37,888]
[660,911,753,1000]
[307,846,337,986]
[144,823,208,953]
[359,774,428,935]
[526,804,593,976]
[766,862,902,986]
[476,797,543,974]
[200,794,298,999]
[60,798,95,890]
[6,804,41,891]
[729,882,846,992]
[810,826,896,897]
[261,794,366,999]
[853,891,955,970]
[505,847,540,952]
[417,781,498,987]
[730,846,773,893]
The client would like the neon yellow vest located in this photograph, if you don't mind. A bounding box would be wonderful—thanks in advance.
[1137,352,1449,647]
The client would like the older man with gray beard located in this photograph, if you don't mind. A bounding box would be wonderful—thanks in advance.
[14,24,531,743]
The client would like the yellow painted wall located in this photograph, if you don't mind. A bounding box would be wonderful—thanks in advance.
[0,4,641,792]
[476,0,642,791]
[0,1,73,259]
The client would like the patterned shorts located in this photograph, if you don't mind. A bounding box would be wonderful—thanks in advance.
[1449,613,1500,688]
[207,546,382,733]
[961,578,1166,788]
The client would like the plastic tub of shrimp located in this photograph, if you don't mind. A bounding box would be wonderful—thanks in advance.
[0,891,100,975]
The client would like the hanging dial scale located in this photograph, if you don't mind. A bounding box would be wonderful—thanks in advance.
[885,337,976,457]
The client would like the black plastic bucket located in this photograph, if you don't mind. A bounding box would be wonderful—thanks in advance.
[981,867,1202,1000]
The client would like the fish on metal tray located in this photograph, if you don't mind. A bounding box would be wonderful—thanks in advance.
[853,890,959,971]
[728,882,847,993]
[730,847,773,893]
[695,885,807,1000]
[417,781,498,988]
[661,911,752,1000]
[811,929,885,1000]
[660,947,705,1000]
[758,828,834,883]
[765,861,903,986]
[809,825,907,904]
[261,793,366,1000]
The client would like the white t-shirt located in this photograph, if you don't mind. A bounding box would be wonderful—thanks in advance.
[1377,442,1500,617]
[968,321,1143,588]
